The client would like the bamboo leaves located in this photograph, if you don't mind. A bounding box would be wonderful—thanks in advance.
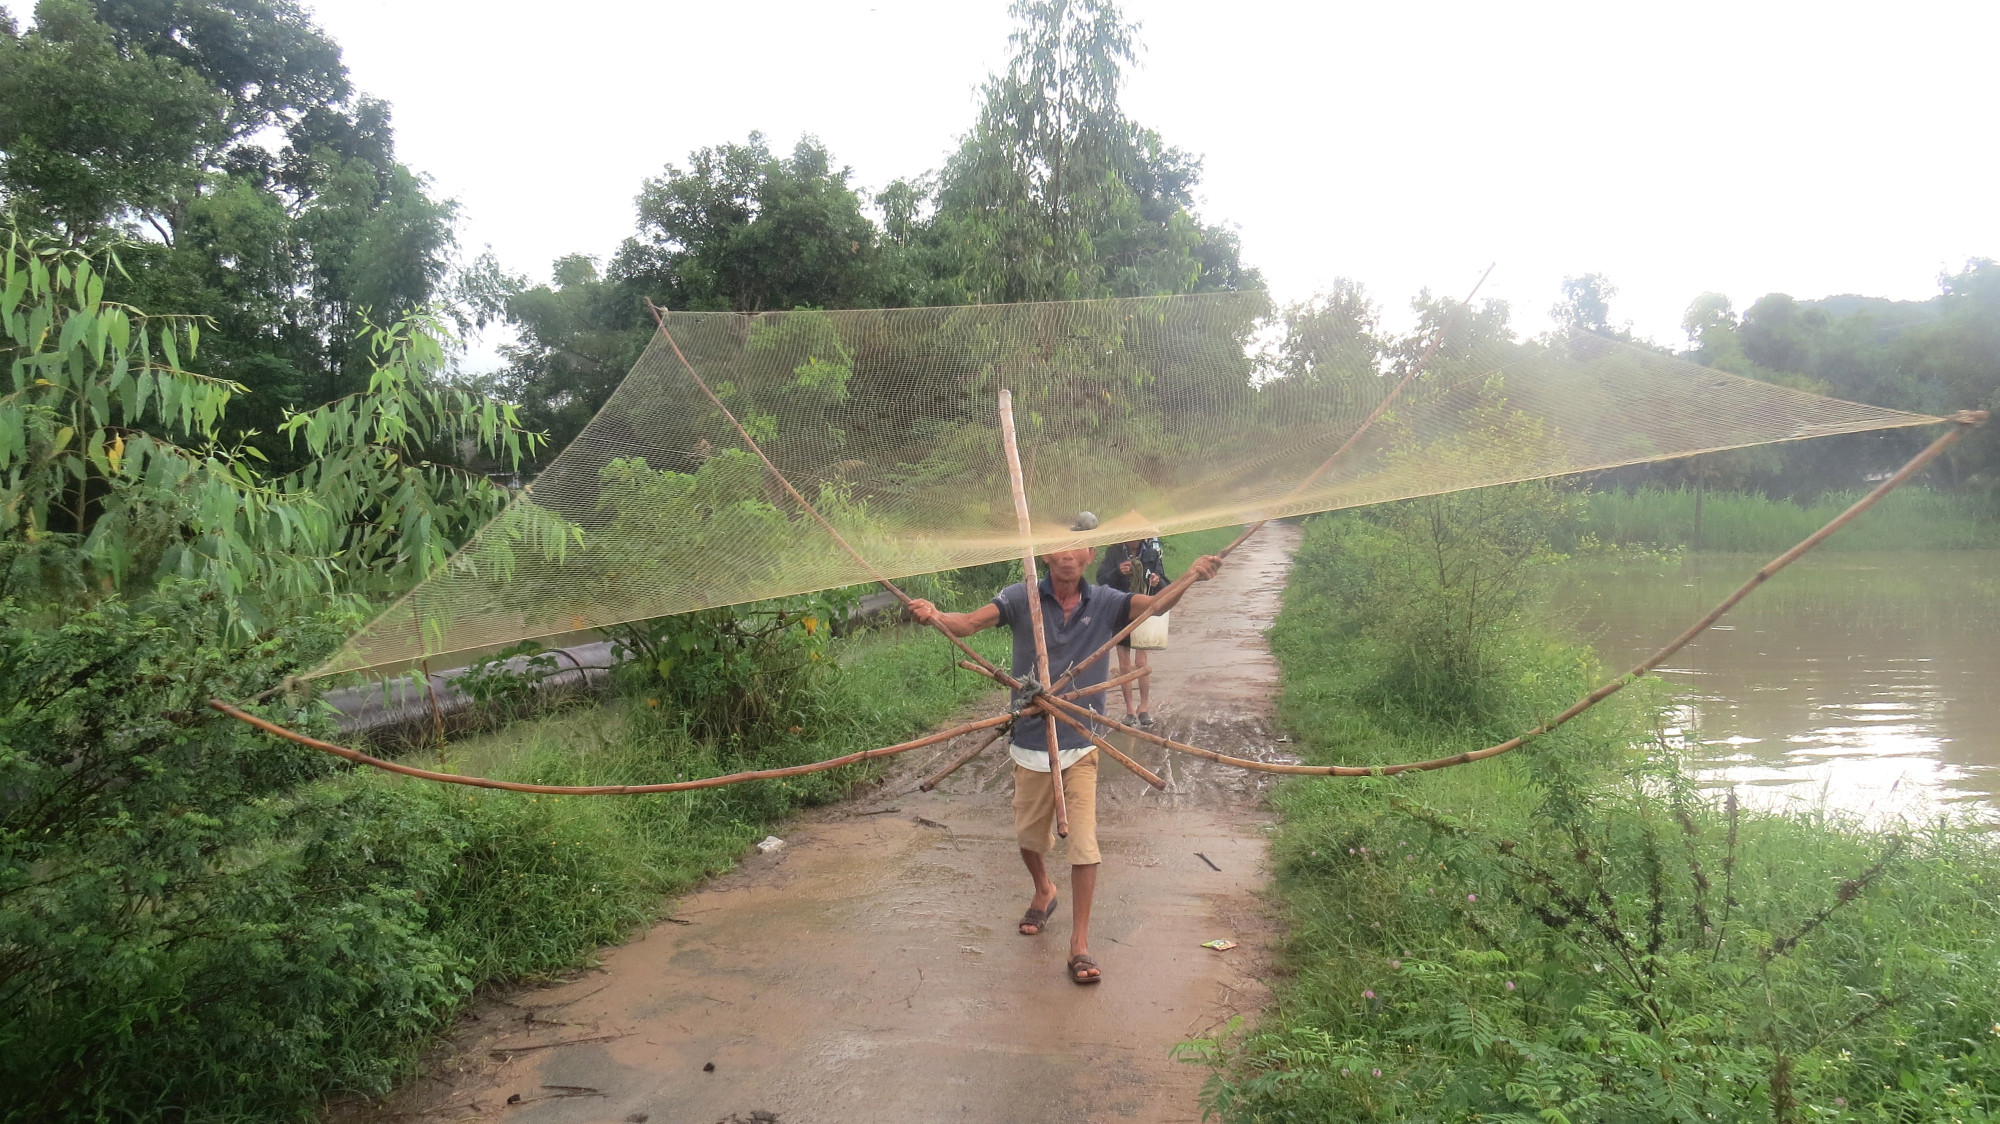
[0,233,553,633]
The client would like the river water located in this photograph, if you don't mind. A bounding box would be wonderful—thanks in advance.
[1551,551,2000,821]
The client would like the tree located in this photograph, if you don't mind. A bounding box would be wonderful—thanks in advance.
[0,234,544,626]
[1551,273,1628,340]
[925,0,1257,302]
[0,0,223,236]
[0,0,463,469]
[496,254,649,458]
[614,134,886,315]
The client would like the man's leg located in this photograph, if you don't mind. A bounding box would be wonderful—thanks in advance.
[1135,649,1151,715]
[1116,645,1136,717]
[1018,848,1059,934]
[1013,763,1060,935]
[1069,862,1099,979]
[1063,754,1103,981]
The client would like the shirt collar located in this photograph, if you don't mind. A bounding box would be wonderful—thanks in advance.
[1037,576,1091,602]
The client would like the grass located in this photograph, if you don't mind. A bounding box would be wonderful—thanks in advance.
[1578,487,2000,553]
[1164,523,1248,574]
[1189,511,2000,1124]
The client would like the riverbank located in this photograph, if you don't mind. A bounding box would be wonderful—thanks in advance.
[1196,510,2000,1123]
[1577,486,1999,552]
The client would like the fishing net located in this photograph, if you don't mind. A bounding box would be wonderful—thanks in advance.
[310,290,1937,679]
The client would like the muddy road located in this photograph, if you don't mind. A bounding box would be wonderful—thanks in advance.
[353,523,1302,1124]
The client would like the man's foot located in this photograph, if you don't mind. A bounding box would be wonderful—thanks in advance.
[1121,713,1138,725]
[1138,711,1155,728]
[1067,952,1102,984]
[1019,890,1058,936]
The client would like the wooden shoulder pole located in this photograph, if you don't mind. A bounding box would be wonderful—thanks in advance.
[997,389,1067,837]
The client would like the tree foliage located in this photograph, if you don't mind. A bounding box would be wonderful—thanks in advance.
[0,0,462,468]
[0,233,542,628]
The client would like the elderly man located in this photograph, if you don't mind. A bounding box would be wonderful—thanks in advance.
[909,544,1222,984]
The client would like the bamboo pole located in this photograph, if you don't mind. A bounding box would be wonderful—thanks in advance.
[917,722,1014,792]
[643,302,1021,692]
[1048,264,1498,695]
[208,700,1011,795]
[1042,702,1167,790]
[1058,664,1150,701]
[997,388,1067,837]
[1041,409,1987,778]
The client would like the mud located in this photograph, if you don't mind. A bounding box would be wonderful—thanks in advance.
[343,522,1302,1124]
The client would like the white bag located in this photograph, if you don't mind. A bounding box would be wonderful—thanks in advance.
[1129,612,1170,650]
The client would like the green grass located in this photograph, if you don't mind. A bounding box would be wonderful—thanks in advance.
[1164,523,1247,573]
[1579,487,2000,552]
[1190,512,2000,1123]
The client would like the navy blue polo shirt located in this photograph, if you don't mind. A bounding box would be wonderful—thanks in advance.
[990,577,1134,767]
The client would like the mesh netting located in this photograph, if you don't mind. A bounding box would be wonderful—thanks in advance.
[311,291,1936,679]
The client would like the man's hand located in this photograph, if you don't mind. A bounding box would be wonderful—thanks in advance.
[906,599,1001,638]
[1118,558,1134,575]
[1189,554,1223,581]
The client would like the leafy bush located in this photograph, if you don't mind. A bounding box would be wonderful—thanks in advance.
[1289,484,1581,724]
[604,588,858,746]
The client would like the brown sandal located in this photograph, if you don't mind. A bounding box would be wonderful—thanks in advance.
[1018,895,1057,936]
[1068,954,1102,984]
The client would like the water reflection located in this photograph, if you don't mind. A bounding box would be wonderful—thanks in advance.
[1550,551,2000,821]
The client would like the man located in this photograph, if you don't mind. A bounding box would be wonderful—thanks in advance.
[909,543,1222,984]
[1096,537,1168,727]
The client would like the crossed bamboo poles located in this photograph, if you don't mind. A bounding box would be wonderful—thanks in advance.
[208,297,1986,803]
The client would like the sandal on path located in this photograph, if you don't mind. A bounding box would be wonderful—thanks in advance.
[1068,954,1102,984]
[1019,895,1057,936]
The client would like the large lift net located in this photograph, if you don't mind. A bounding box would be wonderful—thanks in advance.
[311,290,1937,681]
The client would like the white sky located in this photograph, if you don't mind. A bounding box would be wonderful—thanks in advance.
[303,0,2000,365]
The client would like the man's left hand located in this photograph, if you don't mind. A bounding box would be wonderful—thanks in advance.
[1189,554,1222,581]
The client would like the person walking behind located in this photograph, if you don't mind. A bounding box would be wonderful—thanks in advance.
[909,543,1221,984]
[1096,538,1167,726]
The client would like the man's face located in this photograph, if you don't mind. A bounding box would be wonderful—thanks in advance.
[1041,547,1095,583]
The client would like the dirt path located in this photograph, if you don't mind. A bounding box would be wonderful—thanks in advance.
[356,523,1302,1124]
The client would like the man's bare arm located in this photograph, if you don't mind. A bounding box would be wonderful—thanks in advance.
[1129,554,1222,618]
[908,599,1002,638]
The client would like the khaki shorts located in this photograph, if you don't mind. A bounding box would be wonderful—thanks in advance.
[1012,751,1100,865]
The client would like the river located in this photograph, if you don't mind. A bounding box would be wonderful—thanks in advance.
[1551,550,2000,822]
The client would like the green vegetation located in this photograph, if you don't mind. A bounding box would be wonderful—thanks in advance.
[2,0,1995,1119]
[1191,492,2000,1123]
[1,605,1003,1121]
[1575,487,2000,553]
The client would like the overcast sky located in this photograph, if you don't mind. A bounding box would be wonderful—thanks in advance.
[302,0,2000,364]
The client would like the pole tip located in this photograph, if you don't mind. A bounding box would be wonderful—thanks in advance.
[1948,409,1988,426]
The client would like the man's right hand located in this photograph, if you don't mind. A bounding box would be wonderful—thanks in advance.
[908,598,940,625]
[1118,559,1134,575]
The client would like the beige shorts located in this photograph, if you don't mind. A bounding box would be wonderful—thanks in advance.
[1012,751,1100,865]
